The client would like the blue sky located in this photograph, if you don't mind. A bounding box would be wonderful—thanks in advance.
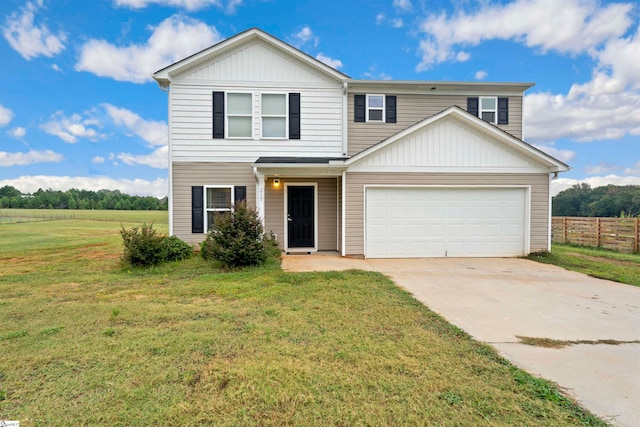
[0,0,638,197]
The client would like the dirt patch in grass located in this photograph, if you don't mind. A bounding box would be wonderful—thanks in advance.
[517,336,640,348]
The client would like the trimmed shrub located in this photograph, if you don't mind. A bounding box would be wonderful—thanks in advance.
[121,223,193,267]
[201,202,279,268]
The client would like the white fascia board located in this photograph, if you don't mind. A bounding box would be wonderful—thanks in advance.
[347,80,535,95]
[253,165,346,177]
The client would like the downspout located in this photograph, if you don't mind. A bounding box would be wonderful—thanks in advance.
[341,170,346,256]
[342,81,348,156]
[548,172,554,251]
[253,166,265,226]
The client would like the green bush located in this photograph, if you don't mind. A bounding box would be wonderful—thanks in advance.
[162,235,194,262]
[201,202,279,268]
[120,223,193,267]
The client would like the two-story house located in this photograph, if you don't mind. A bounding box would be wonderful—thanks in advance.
[153,28,569,258]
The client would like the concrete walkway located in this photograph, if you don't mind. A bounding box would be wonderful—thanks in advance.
[282,253,640,427]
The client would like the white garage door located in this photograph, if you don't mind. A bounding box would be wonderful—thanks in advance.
[366,187,526,258]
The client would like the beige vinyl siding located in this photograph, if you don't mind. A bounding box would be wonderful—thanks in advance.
[172,162,256,244]
[344,172,549,256]
[347,94,523,155]
[264,177,338,251]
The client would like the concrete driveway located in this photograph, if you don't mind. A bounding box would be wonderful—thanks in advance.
[283,255,640,427]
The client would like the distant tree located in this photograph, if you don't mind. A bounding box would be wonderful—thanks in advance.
[553,184,640,217]
[0,187,168,211]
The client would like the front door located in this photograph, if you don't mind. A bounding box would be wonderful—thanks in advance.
[287,185,314,248]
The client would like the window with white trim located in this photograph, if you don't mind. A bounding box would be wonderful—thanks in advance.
[226,93,252,138]
[366,94,385,122]
[479,97,497,124]
[205,186,233,231]
[261,93,287,138]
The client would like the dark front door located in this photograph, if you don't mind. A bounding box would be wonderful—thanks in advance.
[288,185,314,248]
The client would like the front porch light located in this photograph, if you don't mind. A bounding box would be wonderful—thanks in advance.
[273,178,280,188]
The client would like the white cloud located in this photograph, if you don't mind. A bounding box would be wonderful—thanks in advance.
[315,53,343,69]
[51,63,61,72]
[0,175,168,197]
[551,174,640,196]
[290,26,318,49]
[474,70,487,80]
[455,51,470,62]
[531,142,576,163]
[0,149,63,167]
[117,145,168,169]
[103,104,167,147]
[113,0,220,10]
[393,0,412,12]
[113,0,241,12]
[375,13,403,28]
[41,111,103,143]
[75,15,220,83]
[2,0,66,60]
[92,156,105,164]
[8,127,26,138]
[362,65,392,80]
[416,0,633,70]
[624,161,640,175]
[390,18,403,29]
[0,104,14,127]
[585,161,623,175]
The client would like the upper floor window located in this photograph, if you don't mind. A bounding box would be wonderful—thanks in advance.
[479,97,497,124]
[467,96,509,125]
[367,94,385,122]
[213,91,300,140]
[354,94,396,124]
[226,93,252,138]
[262,94,287,138]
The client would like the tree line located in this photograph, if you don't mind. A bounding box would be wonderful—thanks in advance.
[0,186,167,211]
[552,184,640,217]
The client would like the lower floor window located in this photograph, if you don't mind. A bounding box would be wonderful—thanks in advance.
[205,186,233,231]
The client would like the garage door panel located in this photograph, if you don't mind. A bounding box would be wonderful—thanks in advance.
[366,187,526,258]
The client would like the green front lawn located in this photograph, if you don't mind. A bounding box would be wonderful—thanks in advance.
[528,243,640,287]
[0,215,604,425]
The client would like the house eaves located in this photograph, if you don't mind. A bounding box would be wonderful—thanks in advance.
[347,80,535,96]
[153,27,350,87]
[344,105,570,173]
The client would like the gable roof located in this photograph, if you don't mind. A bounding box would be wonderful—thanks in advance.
[153,27,350,87]
[342,106,570,173]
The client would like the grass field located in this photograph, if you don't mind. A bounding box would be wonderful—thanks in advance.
[528,243,640,287]
[0,211,604,425]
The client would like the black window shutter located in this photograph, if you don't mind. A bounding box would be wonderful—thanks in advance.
[212,91,225,139]
[289,93,300,139]
[385,95,396,123]
[498,97,509,125]
[234,186,246,204]
[354,94,365,122]
[467,97,479,117]
[192,186,204,233]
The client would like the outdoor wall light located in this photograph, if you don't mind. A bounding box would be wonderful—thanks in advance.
[273,179,280,187]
